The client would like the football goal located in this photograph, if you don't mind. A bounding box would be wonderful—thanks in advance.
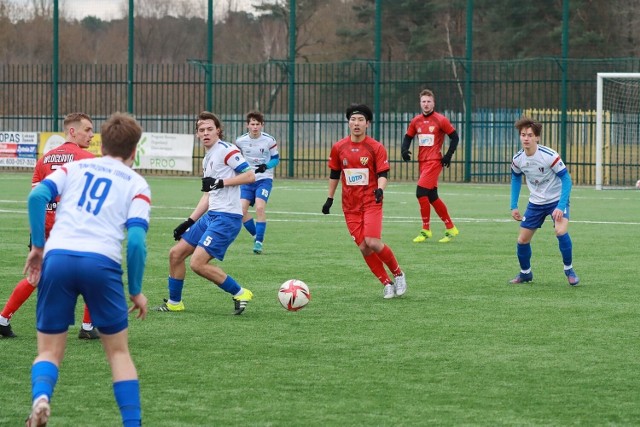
[595,73,640,190]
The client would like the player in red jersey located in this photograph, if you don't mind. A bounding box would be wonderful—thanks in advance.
[401,89,460,243]
[321,104,407,299]
[0,112,99,339]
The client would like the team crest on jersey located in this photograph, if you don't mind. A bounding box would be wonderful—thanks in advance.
[429,126,435,132]
[360,157,369,166]
[538,167,544,172]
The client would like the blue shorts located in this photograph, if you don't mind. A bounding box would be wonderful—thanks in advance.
[240,179,273,206]
[36,250,128,335]
[521,201,570,229]
[182,211,242,261]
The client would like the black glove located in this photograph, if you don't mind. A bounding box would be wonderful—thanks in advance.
[201,177,224,191]
[322,197,333,215]
[374,188,383,203]
[401,150,412,162]
[441,154,452,168]
[255,164,267,173]
[173,218,195,241]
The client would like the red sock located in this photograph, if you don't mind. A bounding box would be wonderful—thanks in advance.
[431,198,454,228]
[417,197,431,230]
[363,253,392,285]
[82,305,92,324]
[376,245,401,276]
[1,278,36,319]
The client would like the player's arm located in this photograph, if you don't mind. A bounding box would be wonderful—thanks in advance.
[322,170,340,214]
[226,165,256,186]
[441,130,459,167]
[173,193,208,241]
[126,222,148,319]
[24,180,56,284]
[555,169,572,212]
[374,171,388,203]
[401,134,413,161]
[510,169,523,221]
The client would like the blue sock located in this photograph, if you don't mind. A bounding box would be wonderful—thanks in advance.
[516,242,532,271]
[243,219,256,237]
[255,222,266,243]
[168,277,184,302]
[113,380,141,427]
[557,233,573,266]
[219,275,242,295]
[31,360,58,402]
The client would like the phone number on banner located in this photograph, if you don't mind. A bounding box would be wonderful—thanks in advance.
[0,157,37,167]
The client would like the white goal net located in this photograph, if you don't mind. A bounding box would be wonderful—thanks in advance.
[596,73,640,190]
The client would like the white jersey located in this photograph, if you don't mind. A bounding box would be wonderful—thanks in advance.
[43,156,151,264]
[203,140,251,215]
[234,131,278,181]
[511,144,567,205]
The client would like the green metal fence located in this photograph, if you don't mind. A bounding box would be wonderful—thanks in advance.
[1,58,639,185]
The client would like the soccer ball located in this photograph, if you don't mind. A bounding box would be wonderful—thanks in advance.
[636,179,640,189]
[278,279,311,311]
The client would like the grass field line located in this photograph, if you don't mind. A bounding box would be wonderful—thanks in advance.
[2,206,639,225]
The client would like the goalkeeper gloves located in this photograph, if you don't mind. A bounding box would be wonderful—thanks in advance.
[201,177,224,191]
[374,188,383,203]
[401,150,412,162]
[173,218,195,241]
[322,197,333,214]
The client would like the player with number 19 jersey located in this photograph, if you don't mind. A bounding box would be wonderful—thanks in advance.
[41,156,151,264]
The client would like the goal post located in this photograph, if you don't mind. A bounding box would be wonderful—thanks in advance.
[596,72,640,190]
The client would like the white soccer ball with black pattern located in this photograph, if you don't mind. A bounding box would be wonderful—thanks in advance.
[278,279,311,311]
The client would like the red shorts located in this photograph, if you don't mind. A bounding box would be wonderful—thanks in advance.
[344,205,383,246]
[417,160,442,189]
[45,211,55,239]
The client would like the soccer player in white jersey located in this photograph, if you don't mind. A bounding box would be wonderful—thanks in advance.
[23,112,151,426]
[235,111,280,254]
[509,117,580,286]
[155,111,256,314]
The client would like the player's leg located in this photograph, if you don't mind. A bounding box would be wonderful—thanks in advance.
[509,204,542,284]
[101,330,142,426]
[554,208,579,285]
[78,304,99,340]
[27,252,76,426]
[347,211,394,298]
[0,278,36,338]
[27,332,67,427]
[155,217,206,312]
[364,207,407,296]
[241,183,257,242]
[189,214,253,314]
[78,254,142,426]
[412,185,433,242]
[253,180,272,254]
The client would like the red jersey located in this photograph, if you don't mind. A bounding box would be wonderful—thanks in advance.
[328,135,390,213]
[33,142,95,235]
[406,111,456,163]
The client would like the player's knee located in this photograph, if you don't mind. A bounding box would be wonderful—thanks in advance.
[416,186,429,199]
[425,188,439,202]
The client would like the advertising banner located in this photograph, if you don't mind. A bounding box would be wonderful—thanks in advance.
[0,132,38,167]
[39,133,103,157]
[133,133,194,172]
